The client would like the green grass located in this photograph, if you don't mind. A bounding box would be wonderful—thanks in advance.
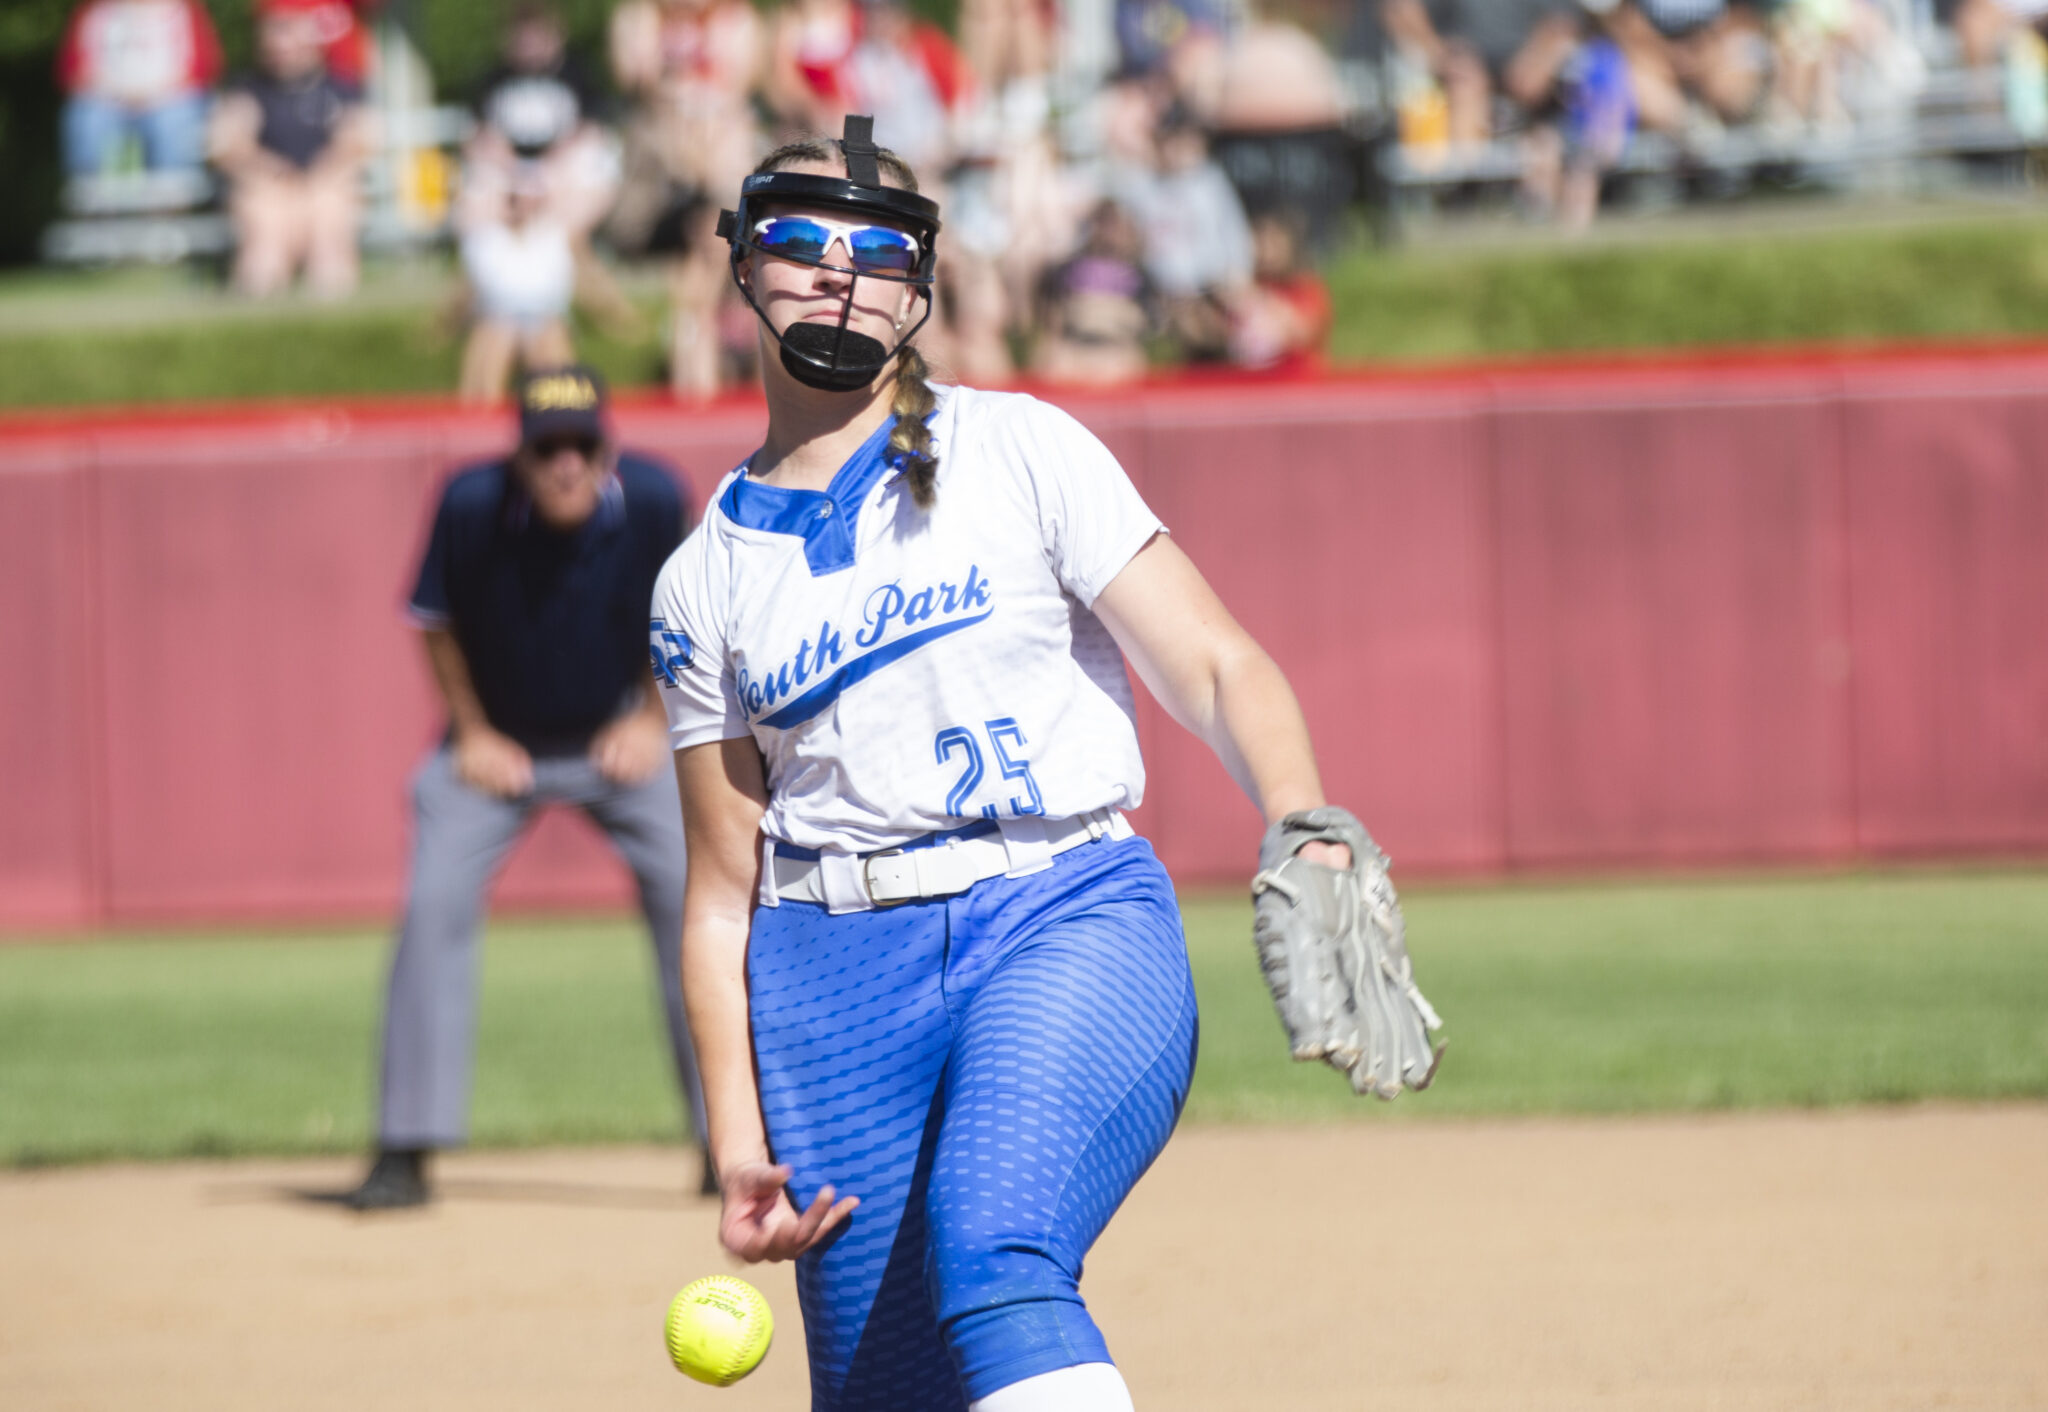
[7,215,2048,409]
[3,871,2045,1166]
[0,263,669,410]
[1324,217,2048,363]
[1182,870,2048,1120]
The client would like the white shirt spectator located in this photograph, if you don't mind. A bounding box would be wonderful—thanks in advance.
[461,218,575,326]
[1113,157,1254,297]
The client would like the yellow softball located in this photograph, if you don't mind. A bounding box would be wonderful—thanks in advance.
[664,1275,774,1386]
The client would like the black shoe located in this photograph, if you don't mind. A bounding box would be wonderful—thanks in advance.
[346,1149,430,1211]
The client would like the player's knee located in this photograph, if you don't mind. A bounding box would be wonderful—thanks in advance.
[400,866,489,938]
[931,1263,1111,1406]
[926,1230,1071,1331]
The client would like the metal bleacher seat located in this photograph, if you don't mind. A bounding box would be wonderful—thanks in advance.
[42,169,231,264]
[40,100,474,268]
[1372,34,2037,235]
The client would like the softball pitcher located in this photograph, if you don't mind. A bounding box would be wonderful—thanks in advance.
[653,117,1381,1412]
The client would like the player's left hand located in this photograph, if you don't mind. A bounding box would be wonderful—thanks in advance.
[1251,807,1444,1099]
[1298,839,1352,870]
[717,1161,860,1263]
[591,711,669,786]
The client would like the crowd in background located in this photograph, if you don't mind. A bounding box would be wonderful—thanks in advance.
[48,0,2048,394]
[1356,0,2040,225]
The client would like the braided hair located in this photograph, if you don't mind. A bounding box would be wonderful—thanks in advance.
[751,137,941,508]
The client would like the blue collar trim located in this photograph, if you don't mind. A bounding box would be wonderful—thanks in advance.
[720,417,906,576]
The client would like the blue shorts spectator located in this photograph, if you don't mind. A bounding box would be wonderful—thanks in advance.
[56,0,223,177]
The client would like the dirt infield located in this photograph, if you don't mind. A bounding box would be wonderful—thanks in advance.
[4,1107,2044,1411]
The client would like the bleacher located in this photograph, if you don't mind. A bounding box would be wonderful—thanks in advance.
[35,7,2047,268]
[1374,32,2041,236]
[41,20,472,269]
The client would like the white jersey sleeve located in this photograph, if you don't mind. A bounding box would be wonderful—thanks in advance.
[983,397,1164,607]
[649,481,751,750]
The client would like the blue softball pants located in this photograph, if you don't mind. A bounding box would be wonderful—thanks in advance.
[747,832,1199,1411]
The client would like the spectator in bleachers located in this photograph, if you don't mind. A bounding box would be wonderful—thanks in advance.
[769,0,975,169]
[1953,0,2048,66]
[1953,0,2048,140]
[1521,29,1634,226]
[302,0,373,88]
[1111,104,1253,360]
[948,0,1072,380]
[945,0,1082,385]
[467,3,635,336]
[1228,208,1331,370]
[1214,11,1348,130]
[1762,0,1921,132]
[1206,9,1354,250]
[1115,0,1234,115]
[208,0,371,299]
[1032,196,1156,384]
[458,163,576,404]
[1378,0,1584,143]
[56,0,222,180]
[855,0,978,170]
[767,0,853,132]
[610,0,765,395]
[1602,0,1769,130]
[961,0,1058,115]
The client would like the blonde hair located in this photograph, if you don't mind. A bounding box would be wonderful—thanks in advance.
[752,136,940,509]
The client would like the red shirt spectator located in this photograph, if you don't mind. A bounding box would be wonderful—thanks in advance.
[56,0,222,178]
[256,0,375,86]
[57,0,221,102]
[772,0,971,170]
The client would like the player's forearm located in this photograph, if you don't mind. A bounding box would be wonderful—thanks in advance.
[1204,640,1330,824]
[682,906,771,1176]
[420,628,496,738]
[674,740,777,1178]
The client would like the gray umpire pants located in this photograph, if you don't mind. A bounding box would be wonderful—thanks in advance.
[376,747,708,1152]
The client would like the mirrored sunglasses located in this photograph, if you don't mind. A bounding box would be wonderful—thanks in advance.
[750,214,922,275]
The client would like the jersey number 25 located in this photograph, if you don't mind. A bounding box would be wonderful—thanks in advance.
[935,718,1045,820]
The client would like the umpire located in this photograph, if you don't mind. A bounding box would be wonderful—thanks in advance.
[347,365,708,1209]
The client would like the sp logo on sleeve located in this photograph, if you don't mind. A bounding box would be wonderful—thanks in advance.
[650,618,694,686]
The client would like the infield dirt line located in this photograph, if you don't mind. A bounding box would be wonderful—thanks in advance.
[3,1106,2043,1411]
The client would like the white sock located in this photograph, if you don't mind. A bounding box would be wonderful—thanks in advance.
[968,1362,1135,1412]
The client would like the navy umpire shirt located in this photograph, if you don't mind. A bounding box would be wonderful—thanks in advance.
[408,452,690,754]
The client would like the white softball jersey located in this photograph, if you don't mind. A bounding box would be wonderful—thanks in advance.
[648,385,1161,856]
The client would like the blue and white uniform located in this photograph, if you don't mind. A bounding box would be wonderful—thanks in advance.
[650,386,1199,1411]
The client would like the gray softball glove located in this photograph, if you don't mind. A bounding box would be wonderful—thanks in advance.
[1250,807,1445,1099]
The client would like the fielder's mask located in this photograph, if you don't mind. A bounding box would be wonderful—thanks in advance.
[717,115,941,393]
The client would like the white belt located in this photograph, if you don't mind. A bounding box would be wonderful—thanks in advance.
[763,810,1133,912]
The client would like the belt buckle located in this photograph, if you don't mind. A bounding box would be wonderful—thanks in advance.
[862,848,909,908]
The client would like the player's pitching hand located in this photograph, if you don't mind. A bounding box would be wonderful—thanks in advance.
[454,726,535,799]
[718,1162,860,1264]
[591,712,669,787]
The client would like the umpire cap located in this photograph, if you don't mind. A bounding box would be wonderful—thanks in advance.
[517,365,608,445]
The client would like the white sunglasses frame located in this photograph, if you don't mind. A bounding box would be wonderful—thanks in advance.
[747,212,925,275]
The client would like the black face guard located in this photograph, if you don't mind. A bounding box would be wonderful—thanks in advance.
[716,116,942,393]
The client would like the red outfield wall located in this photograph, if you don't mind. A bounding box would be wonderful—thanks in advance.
[6,349,2048,929]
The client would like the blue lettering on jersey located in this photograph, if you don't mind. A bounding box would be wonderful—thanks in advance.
[739,565,994,729]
